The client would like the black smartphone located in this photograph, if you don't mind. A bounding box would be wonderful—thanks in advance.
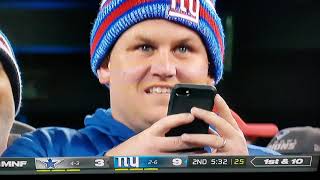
[165,84,217,137]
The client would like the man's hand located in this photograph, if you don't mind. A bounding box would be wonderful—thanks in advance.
[180,94,249,155]
[105,94,249,156]
[105,113,202,156]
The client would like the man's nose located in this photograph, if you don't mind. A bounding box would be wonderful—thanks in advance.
[150,50,176,79]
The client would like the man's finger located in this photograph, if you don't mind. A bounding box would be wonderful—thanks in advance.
[191,107,235,138]
[158,136,202,152]
[150,113,194,136]
[181,133,225,149]
[213,94,240,130]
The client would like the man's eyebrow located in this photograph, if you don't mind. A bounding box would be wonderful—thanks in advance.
[175,38,193,44]
[171,37,200,47]
[134,35,157,44]
[133,34,199,46]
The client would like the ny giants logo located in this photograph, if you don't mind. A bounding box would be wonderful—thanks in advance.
[169,0,200,23]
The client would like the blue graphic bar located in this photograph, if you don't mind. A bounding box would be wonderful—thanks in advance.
[14,45,87,54]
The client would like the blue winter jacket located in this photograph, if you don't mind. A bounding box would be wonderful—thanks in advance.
[2,108,280,157]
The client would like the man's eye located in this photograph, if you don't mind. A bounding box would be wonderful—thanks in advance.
[138,45,153,52]
[176,46,190,53]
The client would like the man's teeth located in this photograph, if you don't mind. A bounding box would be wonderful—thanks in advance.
[149,87,171,94]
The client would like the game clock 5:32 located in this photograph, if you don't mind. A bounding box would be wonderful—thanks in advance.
[211,157,246,166]
[189,157,246,168]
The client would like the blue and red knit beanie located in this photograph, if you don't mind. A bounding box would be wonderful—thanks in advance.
[0,30,21,115]
[90,0,225,84]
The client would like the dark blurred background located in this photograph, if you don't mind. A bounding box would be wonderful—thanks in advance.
[0,0,319,145]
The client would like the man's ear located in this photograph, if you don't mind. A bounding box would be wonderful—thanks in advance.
[97,60,111,85]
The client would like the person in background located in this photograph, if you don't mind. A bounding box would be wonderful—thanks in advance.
[2,0,280,157]
[0,30,22,155]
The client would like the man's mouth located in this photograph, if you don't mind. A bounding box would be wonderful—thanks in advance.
[145,86,172,94]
